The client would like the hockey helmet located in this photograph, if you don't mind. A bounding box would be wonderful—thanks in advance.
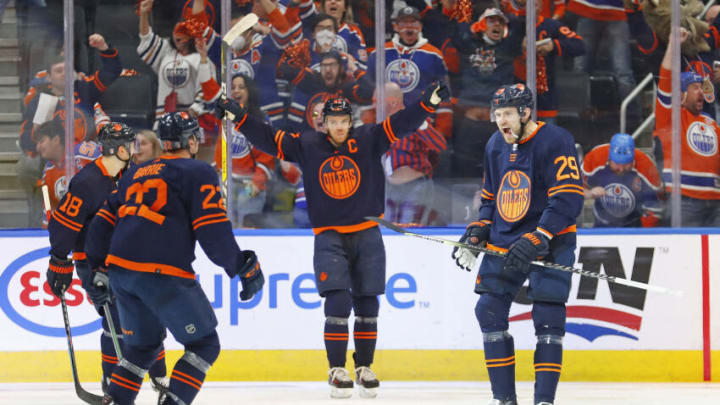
[157,111,203,151]
[609,133,635,165]
[322,97,353,120]
[98,122,136,156]
[490,83,534,120]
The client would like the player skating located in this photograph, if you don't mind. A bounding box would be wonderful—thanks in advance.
[46,123,169,400]
[85,112,264,405]
[452,84,583,405]
[216,82,449,398]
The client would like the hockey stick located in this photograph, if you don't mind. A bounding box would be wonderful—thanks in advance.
[219,13,258,200]
[367,216,683,297]
[102,302,122,361]
[61,297,104,405]
[43,186,104,404]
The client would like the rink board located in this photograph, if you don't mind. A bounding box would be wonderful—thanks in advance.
[0,229,716,382]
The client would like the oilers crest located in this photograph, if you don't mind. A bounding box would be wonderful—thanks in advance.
[318,155,361,199]
[54,176,68,202]
[600,183,635,218]
[386,59,420,93]
[686,121,717,156]
[231,128,251,158]
[162,59,191,88]
[230,57,254,79]
[497,170,531,222]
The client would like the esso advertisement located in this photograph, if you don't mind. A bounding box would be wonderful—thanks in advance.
[0,232,712,351]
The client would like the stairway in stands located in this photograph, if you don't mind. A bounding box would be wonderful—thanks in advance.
[0,1,29,228]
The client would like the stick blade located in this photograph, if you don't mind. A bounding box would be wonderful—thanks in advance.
[222,13,259,46]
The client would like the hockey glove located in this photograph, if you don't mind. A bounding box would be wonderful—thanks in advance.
[215,98,247,123]
[421,81,451,108]
[47,255,74,298]
[452,221,491,271]
[237,250,264,301]
[504,231,550,274]
[88,267,111,307]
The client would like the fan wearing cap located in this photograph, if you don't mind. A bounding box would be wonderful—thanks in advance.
[582,133,663,227]
[655,28,720,226]
[448,7,525,178]
[217,81,450,399]
[365,6,453,138]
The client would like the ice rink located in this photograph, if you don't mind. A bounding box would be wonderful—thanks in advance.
[1,381,719,404]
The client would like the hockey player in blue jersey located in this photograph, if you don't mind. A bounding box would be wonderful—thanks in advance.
[85,112,264,405]
[216,81,450,398]
[452,84,583,405]
[45,122,168,398]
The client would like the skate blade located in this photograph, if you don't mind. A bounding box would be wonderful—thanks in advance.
[330,386,353,399]
[358,385,377,398]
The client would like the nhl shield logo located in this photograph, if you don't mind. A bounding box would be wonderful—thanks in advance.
[686,121,718,156]
[162,59,191,88]
[386,59,420,93]
[601,183,636,218]
[497,170,531,222]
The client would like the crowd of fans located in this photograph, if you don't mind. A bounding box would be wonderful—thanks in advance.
[8,0,720,228]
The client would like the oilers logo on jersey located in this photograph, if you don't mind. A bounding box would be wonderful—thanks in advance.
[386,59,420,93]
[162,59,191,88]
[231,129,252,158]
[54,176,68,202]
[685,121,718,156]
[319,155,361,199]
[600,183,636,218]
[497,170,531,222]
[231,58,255,79]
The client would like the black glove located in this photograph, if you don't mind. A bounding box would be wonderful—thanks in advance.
[46,255,74,298]
[215,98,247,123]
[237,250,264,301]
[421,81,451,108]
[504,231,550,274]
[452,221,491,271]
[88,268,111,307]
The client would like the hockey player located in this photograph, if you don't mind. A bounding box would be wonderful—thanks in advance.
[582,133,663,228]
[216,81,449,398]
[44,122,172,396]
[85,112,264,405]
[451,84,583,405]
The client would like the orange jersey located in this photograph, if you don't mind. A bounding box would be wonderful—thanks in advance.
[213,126,276,190]
[654,66,720,199]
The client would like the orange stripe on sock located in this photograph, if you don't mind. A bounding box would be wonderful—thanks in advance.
[110,378,140,392]
[111,373,142,388]
[486,360,516,368]
[171,374,202,390]
[486,355,515,363]
[173,370,203,386]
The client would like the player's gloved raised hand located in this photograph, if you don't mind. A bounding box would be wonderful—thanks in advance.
[504,231,550,274]
[237,250,264,301]
[215,98,248,123]
[452,221,491,271]
[89,267,111,307]
[421,81,451,107]
[46,255,74,298]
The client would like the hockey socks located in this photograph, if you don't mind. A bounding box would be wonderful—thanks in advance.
[149,346,167,378]
[324,317,349,367]
[352,317,377,366]
[107,358,147,405]
[100,315,123,386]
[483,331,516,402]
[533,337,563,404]
[165,332,220,405]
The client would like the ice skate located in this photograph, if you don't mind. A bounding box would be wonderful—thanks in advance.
[102,394,117,405]
[355,366,379,398]
[488,399,518,405]
[151,375,170,405]
[328,367,353,398]
[536,402,553,405]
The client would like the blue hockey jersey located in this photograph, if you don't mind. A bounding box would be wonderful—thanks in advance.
[235,99,437,233]
[477,122,584,249]
[86,156,244,278]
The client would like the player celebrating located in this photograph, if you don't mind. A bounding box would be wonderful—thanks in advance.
[216,82,449,398]
[86,112,264,405]
[44,123,153,393]
[452,84,583,405]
